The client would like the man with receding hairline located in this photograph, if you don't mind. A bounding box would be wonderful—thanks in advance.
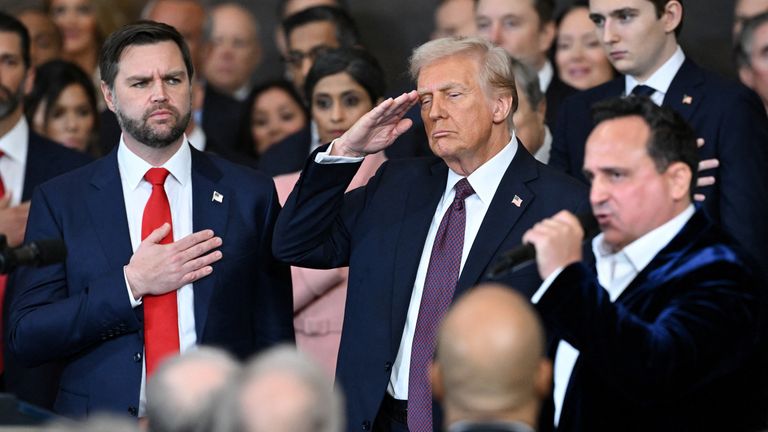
[431,283,550,432]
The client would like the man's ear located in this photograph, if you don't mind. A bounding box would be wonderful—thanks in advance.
[534,359,553,400]
[740,66,756,89]
[665,161,693,201]
[538,20,556,54]
[663,1,683,34]
[23,66,35,96]
[493,93,513,124]
[429,361,444,403]
[100,81,117,113]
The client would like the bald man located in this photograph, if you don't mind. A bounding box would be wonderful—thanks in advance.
[431,284,551,432]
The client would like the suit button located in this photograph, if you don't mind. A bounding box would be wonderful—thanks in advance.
[361,420,371,430]
[384,361,392,372]
[128,406,138,417]
[133,352,142,362]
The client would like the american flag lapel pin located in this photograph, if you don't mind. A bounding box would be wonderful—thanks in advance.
[682,94,693,105]
[212,191,223,203]
[511,195,523,207]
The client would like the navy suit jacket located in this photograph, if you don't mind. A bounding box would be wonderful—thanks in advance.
[536,209,768,432]
[7,146,294,418]
[549,58,768,277]
[3,132,92,410]
[273,142,589,432]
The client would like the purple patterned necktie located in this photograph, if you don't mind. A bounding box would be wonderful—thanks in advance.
[408,178,475,432]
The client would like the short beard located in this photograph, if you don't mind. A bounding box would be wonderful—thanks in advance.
[0,80,24,121]
[114,97,191,149]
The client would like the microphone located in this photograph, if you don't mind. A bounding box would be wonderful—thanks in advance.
[0,237,67,274]
[487,212,599,278]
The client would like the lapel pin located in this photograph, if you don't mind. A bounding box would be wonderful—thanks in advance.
[682,94,693,105]
[511,195,523,207]
[212,191,223,203]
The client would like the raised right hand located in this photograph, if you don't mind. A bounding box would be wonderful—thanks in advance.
[125,224,223,298]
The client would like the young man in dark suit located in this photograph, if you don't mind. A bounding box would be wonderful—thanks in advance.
[549,0,768,278]
[525,97,767,431]
[7,21,294,419]
[274,36,589,432]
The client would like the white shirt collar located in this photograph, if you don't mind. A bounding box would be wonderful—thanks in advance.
[538,60,554,93]
[187,124,207,151]
[117,134,192,191]
[625,45,685,97]
[0,116,29,164]
[593,203,695,272]
[445,133,518,206]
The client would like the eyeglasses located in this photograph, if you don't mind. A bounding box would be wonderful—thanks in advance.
[284,45,333,68]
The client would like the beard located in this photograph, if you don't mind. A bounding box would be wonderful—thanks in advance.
[114,100,191,149]
[0,80,24,120]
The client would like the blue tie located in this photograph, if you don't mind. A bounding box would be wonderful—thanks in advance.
[631,84,656,97]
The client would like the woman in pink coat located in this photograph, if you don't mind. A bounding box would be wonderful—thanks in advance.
[272,48,390,376]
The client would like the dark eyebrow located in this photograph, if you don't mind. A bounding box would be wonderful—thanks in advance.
[609,7,639,17]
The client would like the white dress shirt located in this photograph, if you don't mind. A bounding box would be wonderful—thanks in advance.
[315,136,519,399]
[118,136,197,416]
[538,60,554,94]
[0,117,29,206]
[186,124,207,152]
[625,45,685,106]
[533,204,695,426]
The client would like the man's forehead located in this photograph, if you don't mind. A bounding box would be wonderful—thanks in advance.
[116,42,186,76]
[290,21,338,48]
[589,0,648,14]
[477,0,537,15]
[0,31,23,57]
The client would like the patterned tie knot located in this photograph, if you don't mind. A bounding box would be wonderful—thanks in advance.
[631,84,656,97]
[452,178,475,210]
[145,167,170,186]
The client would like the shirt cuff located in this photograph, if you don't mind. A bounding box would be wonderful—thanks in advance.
[531,265,564,304]
[123,266,143,308]
[314,139,365,164]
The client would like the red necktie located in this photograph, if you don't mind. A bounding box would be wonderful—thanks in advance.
[141,168,179,377]
[408,178,475,431]
[0,150,6,373]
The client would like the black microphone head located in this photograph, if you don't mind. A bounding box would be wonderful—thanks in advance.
[32,239,67,265]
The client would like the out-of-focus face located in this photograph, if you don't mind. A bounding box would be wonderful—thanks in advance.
[311,72,373,143]
[512,84,545,156]
[287,21,340,93]
[417,54,512,175]
[475,0,554,70]
[17,10,62,67]
[555,7,614,90]
[103,41,192,150]
[283,0,339,18]
[49,0,97,56]
[584,115,688,252]
[433,0,477,39]
[35,83,94,152]
[589,0,680,82]
[147,0,206,73]
[734,0,768,37]
[251,87,307,154]
[202,4,261,95]
[740,21,768,110]
[0,31,28,123]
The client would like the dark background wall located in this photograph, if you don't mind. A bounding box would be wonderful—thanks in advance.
[1,0,740,88]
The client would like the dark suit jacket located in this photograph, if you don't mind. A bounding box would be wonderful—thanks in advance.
[273,142,589,432]
[544,73,576,130]
[3,132,92,410]
[201,83,246,152]
[536,209,768,432]
[549,58,768,278]
[7,146,294,418]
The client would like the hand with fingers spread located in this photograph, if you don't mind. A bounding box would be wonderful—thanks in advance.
[521,210,584,280]
[331,90,420,158]
[0,194,30,247]
[695,138,719,202]
[125,223,223,299]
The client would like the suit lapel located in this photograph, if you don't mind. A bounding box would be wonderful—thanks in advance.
[85,149,134,278]
[662,59,705,124]
[189,148,229,337]
[455,142,538,296]
[389,160,447,352]
[23,134,53,201]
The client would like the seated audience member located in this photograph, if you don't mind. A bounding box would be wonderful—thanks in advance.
[238,80,309,163]
[737,11,768,113]
[734,0,768,37]
[213,346,344,432]
[146,348,240,432]
[509,58,549,163]
[432,283,550,432]
[271,48,388,375]
[25,59,99,155]
[432,0,477,39]
[14,7,62,68]
[524,96,768,431]
[554,2,614,91]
